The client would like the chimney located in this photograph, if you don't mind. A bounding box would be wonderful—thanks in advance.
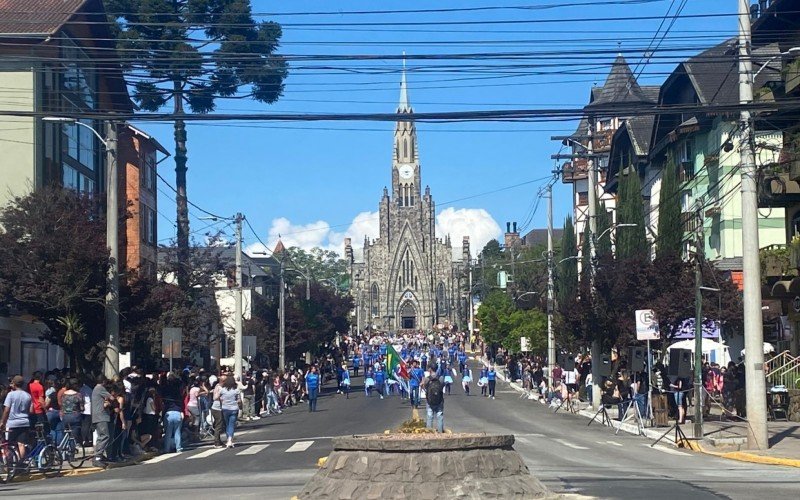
[506,222,511,233]
[513,222,517,233]
[504,221,520,249]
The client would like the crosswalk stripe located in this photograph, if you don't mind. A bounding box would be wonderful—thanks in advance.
[236,444,270,456]
[188,447,227,460]
[554,439,589,450]
[143,453,178,464]
[647,444,690,456]
[606,441,623,447]
[285,440,314,453]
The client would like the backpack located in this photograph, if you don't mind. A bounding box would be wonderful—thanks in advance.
[426,379,444,406]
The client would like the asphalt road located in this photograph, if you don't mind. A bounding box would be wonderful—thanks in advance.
[2,360,798,499]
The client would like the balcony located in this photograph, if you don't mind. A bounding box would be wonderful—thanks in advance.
[562,158,589,182]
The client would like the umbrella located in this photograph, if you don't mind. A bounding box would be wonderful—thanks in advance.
[740,342,775,356]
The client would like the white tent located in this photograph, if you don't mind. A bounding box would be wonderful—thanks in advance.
[667,338,731,366]
[740,342,775,357]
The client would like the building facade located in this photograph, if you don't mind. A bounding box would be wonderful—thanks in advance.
[346,68,468,331]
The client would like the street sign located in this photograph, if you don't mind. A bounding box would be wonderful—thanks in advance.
[162,327,182,358]
[635,309,660,340]
[520,336,530,352]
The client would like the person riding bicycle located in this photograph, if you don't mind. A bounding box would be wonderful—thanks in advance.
[1,376,32,460]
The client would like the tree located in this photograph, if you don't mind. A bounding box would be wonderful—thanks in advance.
[121,244,226,368]
[283,247,349,290]
[656,155,683,260]
[474,290,515,348]
[480,239,502,261]
[0,186,109,372]
[557,216,578,308]
[595,200,613,258]
[107,1,288,287]
[616,168,649,259]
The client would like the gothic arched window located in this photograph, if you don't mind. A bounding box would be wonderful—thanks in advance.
[403,138,408,158]
[371,283,379,318]
[437,282,447,316]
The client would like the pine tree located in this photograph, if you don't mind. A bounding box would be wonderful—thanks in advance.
[616,167,649,259]
[656,154,683,260]
[107,0,288,287]
[557,216,578,307]
[595,200,613,258]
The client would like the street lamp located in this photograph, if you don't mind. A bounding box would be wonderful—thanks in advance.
[753,46,800,79]
[596,223,637,243]
[44,116,119,378]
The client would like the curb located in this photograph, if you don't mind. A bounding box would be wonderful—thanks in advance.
[480,355,800,467]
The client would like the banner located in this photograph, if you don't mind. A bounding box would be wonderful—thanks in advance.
[671,318,720,339]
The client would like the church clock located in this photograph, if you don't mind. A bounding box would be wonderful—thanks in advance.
[398,164,414,180]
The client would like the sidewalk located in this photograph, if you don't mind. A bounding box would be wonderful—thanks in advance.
[479,357,800,468]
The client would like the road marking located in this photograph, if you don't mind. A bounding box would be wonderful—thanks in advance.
[554,439,589,450]
[647,444,690,456]
[187,447,227,460]
[142,453,178,464]
[286,440,314,453]
[237,444,270,456]
[518,433,545,438]
[605,441,623,447]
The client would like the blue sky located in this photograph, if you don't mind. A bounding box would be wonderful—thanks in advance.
[135,0,733,257]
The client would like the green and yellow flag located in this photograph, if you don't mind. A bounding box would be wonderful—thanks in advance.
[386,343,409,380]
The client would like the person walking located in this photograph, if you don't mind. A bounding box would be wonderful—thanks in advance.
[424,372,445,433]
[28,371,47,432]
[306,366,320,412]
[210,374,226,448]
[409,361,424,408]
[374,364,386,400]
[364,367,375,397]
[340,363,351,399]
[487,365,497,399]
[0,375,32,460]
[462,366,473,396]
[219,375,242,448]
[478,366,489,397]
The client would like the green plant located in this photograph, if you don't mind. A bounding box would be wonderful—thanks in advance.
[760,246,792,281]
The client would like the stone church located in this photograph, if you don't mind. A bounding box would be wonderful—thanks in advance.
[345,66,470,332]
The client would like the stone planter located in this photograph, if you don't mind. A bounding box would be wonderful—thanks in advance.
[297,434,553,499]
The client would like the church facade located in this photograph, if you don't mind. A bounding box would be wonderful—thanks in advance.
[345,68,469,332]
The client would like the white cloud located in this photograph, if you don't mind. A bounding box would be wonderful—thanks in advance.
[436,207,502,259]
[246,208,500,260]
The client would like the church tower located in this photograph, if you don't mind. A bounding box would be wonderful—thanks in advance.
[348,55,467,332]
[392,56,420,207]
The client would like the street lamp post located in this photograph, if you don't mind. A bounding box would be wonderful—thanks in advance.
[43,117,120,378]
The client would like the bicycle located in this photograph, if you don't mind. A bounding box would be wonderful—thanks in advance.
[0,435,19,484]
[1,424,62,482]
[56,423,87,469]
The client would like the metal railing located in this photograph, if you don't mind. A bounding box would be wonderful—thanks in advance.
[766,350,800,388]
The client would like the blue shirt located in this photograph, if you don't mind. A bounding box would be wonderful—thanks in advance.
[375,370,386,383]
[306,373,320,390]
[487,370,496,381]
[353,357,360,367]
[410,367,425,388]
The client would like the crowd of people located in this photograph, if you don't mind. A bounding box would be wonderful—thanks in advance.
[2,327,491,470]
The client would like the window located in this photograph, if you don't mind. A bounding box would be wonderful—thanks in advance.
[140,203,156,245]
[680,140,694,179]
[143,150,157,192]
[403,139,408,158]
[437,283,447,316]
[577,191,588,205]
[371,283,379,318]
[62,164,94,194]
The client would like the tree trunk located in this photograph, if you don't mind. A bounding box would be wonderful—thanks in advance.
[173,88,189,289]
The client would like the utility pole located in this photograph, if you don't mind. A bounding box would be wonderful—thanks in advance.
[468,262,474,345]
[738,0,769,450]
[546,183,556,388]
[104,121,120,379]
[586,118,602,410]
[305,267,311,300]
[279,259,286,371]
[234,213,243,380]
[694,201,704,439]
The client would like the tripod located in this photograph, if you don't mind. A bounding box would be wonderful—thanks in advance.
[588,404,613,427]
[615,399,645,435]
[651,418,689,448]
[554,389,577,414]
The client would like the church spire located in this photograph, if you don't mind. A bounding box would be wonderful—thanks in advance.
[398,52,411,113]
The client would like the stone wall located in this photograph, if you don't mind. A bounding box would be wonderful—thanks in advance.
[297,434,552,500]
[788,389,800,422]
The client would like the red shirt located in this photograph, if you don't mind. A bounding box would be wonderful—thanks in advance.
[29,380,45,414]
